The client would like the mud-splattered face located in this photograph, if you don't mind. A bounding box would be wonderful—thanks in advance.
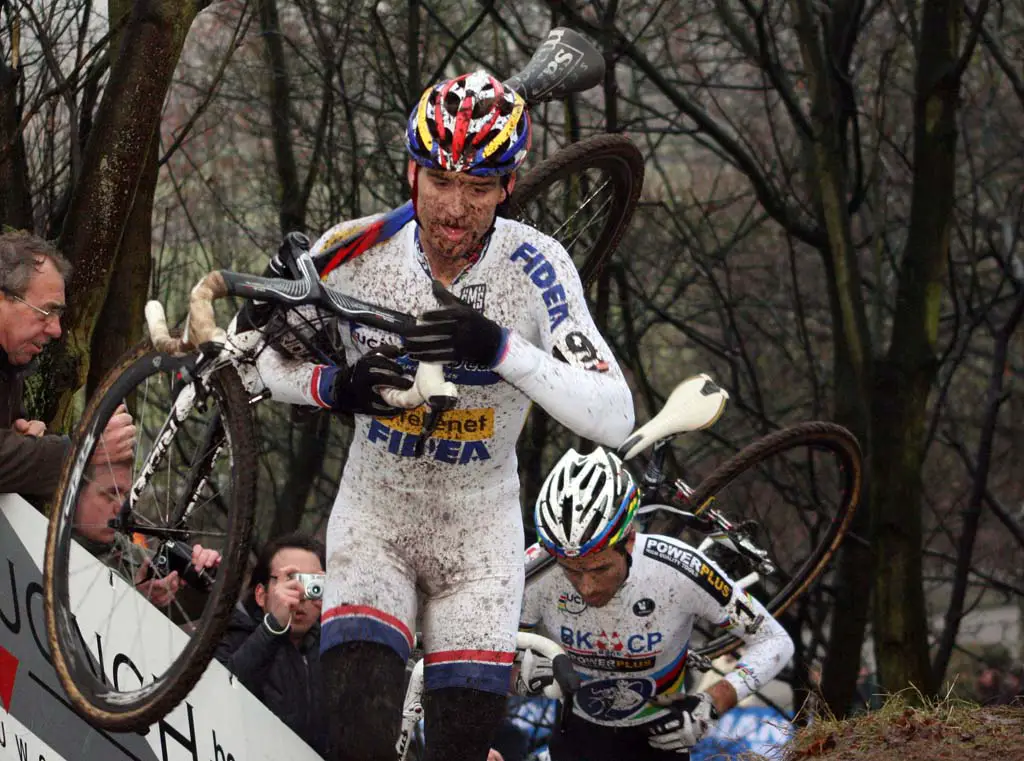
[409,163,512,262]
[557,534,635,608]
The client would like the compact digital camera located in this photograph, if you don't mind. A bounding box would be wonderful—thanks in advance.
[291,572,325,601]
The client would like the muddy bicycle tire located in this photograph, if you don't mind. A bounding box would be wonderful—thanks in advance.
[43,340,257,731]
[686,422,863,659]
[506,133,644,286]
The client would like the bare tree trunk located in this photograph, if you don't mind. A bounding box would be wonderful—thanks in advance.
[273,412,332,537]
[790,0,875,715]
[931,292,1024,683]
[258,0,337,526]
[0,35,34,231]
[87,129,156,395]
[871,0,980,698]
[85,0,157,393]
[40,0,203,429]
[258,0,303,235]
[519,410,550,541]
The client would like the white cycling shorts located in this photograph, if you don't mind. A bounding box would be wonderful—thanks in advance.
[320,477,524,695]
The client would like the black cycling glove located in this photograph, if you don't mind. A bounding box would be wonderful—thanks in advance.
[402,279,507,367]
[320,348,412,416]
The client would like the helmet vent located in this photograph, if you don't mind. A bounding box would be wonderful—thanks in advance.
[444,91,462,113]
[579,511,602,544]
[472,95,496,119]
[578,468,593,491]
[560,496,576,531]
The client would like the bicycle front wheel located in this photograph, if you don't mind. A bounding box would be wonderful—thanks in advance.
[682,422,863,659]
[43,340,258,731]
[506,133,644,286]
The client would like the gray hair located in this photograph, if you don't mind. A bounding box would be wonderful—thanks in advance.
[0,230,72,296]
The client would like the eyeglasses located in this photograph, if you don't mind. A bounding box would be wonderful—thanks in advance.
[3,290,66,321]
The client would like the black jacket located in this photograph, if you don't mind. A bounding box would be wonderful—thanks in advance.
[0,350,70,499]
[214,599,328,757]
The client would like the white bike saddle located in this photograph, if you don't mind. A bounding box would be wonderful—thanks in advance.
[617,374,729,461]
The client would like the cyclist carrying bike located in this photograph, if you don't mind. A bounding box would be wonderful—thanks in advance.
[518,448,794,760]
[254,70,635,760]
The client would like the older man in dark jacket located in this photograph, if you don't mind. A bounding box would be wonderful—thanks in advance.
[215,532,329,757]
[0,231,134,499]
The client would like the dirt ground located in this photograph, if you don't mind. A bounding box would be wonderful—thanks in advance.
[783,698,1024,761]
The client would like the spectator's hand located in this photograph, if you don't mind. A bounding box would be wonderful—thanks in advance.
[191,544,221,573]
[92,405,136,466]
[13,418,46,437]
[266,563,304,625]
[135,565,181,608]
[487,750,505,761]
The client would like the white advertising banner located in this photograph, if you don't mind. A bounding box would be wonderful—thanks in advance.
[0,494,323,761]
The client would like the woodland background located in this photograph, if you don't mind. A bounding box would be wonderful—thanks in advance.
[1,0,1022,716]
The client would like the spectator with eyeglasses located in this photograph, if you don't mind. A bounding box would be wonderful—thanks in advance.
[215,532,328,757]
[0,231,135,500]
[73,460,221,608]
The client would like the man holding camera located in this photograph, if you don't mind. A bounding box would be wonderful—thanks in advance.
[215,533,328,757]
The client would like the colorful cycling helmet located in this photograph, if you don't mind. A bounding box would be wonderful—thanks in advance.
[535,447,640,559]
[406,70,531,177]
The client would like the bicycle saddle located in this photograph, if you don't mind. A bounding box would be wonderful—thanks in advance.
[616,374,729,461]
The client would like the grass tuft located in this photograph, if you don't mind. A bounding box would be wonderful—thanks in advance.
[784,693,1024,761]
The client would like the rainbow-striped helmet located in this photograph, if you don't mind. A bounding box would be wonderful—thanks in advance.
[535,447,639,558]
[406,71,531,177]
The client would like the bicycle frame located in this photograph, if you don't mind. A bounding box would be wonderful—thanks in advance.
[116,233,460,541]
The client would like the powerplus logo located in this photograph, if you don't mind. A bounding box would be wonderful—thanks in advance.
[643,538,733,604]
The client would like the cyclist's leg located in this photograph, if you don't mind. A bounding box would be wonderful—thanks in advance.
[417,482,524,761]
[322,642,406,761]
[320,490,418,761]
[421,687,508,761]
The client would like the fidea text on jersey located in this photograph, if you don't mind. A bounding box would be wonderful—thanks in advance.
[366,420,492,464]
[510,242,569,331]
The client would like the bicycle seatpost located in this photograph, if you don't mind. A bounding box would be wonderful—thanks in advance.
[640,439,671,498]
